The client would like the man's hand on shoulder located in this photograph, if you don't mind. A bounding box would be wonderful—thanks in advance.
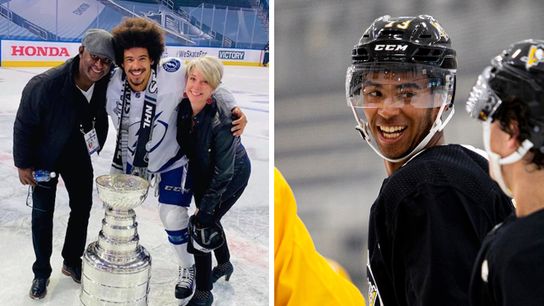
[231,106,247,137]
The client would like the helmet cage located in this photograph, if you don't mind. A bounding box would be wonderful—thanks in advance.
[467,60,544,151]
[466,66,504,122]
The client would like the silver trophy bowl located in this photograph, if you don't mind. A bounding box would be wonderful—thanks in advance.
[81,174,152,306]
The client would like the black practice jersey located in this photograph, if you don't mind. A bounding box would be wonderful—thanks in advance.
[367,144,513,306]
[469,209,544,306]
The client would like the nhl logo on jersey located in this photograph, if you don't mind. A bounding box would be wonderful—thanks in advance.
[163,58,181,72]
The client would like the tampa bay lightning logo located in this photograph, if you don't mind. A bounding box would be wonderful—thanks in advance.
[128,111,168,155]
[163,59,181,72]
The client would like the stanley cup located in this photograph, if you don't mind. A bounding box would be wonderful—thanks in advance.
[80,174,152,306]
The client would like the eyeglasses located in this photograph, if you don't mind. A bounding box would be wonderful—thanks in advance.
[89,53,113,66]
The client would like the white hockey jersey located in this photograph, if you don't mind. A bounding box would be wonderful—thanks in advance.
[106,57,188,173]
[106,57,236,174]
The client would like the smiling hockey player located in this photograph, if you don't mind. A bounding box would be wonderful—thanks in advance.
[346,15,513,305]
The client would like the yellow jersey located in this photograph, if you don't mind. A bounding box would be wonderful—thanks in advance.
[274,168,366,306]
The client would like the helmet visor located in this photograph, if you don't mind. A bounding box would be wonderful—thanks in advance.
[346,62,455,110]
[345,62,456,162]
[466,66,503,122]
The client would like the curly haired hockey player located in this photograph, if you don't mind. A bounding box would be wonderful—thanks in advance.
[345,15,513,305]
[466,39,544,306]
[106,17,246,304]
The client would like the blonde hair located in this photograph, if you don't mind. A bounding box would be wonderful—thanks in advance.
[185,55,224,89]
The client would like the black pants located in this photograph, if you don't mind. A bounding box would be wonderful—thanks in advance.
[31,148,93,279]
[193,152,251,291]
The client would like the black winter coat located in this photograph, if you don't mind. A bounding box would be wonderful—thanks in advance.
[13,56,109,170]
[176,96,247,216]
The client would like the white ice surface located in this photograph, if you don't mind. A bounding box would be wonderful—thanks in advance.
[0,65,269,306]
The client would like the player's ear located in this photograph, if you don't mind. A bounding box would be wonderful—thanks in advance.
[506,120,521,149]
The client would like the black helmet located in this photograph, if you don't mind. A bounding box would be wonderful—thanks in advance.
[346,15,457,163]
[467,39,544,150]
[351,15,457,69]
[490,40,544,122]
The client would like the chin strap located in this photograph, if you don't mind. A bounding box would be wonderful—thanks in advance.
[483,120,534,198]
[498,139,534,164]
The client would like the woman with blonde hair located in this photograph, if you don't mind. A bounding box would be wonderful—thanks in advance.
[177,55,251,306]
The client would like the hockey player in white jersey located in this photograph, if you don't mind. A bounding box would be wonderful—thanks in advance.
[106,17,247,303]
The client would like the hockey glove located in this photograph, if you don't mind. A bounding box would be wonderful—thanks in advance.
[188,215,225,253]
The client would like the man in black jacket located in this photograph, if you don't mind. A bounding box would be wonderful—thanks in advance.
[346,15,513,305]
[13,29,114,300]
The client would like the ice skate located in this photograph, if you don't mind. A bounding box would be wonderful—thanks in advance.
[175,265,195,299]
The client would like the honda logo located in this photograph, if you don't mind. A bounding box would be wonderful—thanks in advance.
[10,45,70,57]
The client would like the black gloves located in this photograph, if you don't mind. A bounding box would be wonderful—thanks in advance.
[188,215,225,253]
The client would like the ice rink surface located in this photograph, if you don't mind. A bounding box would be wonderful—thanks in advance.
[0,65,269,305]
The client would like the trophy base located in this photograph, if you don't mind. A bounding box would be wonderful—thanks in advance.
[80,242,152,306]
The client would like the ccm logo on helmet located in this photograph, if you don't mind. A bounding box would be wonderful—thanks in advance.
[374,44,408,51]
